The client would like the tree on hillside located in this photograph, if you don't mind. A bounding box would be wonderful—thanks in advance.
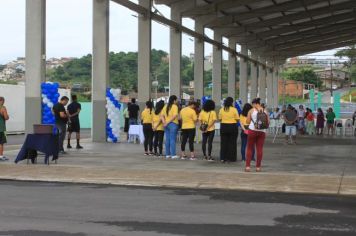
[335,45,356,84]
[281,67,319,87]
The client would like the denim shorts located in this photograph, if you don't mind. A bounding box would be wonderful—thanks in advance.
[285,125,297,136]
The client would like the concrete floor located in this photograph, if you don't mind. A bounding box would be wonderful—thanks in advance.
[0,181,355,236]
[0,133,355,196]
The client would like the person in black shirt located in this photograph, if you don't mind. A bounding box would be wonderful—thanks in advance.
[52,96,69,154]
[67,95,83,149]
[128,98,140,125]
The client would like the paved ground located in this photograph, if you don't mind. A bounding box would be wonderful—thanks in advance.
[0,133,355,196]
[0,180,355,236]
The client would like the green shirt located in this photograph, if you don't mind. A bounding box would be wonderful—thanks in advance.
[0,107,6,132]
[326,112,336,123]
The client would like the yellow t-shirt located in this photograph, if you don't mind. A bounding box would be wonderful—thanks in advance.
[162,104,179,124]
[219,107,239,124]
[180,107,197,129]
[240,115,248,126]
[152,112,164,131]
[141,108,153,124]
[199,110,217,132]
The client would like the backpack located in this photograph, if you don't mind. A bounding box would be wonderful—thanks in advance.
[253,109,269,130]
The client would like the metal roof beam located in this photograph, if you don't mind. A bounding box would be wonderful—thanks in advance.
[207,0,329,28]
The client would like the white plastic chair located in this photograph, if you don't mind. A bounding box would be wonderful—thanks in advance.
[272,119,284,143]
[344,119,354,136]
[269,119,276,134]
[334,119,343,136]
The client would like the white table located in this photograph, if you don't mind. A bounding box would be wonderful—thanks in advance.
[128,125,144,144]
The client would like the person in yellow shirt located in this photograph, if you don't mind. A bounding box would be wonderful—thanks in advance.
[240,103,255,162]
[161,95,179,159]
[218,97,239,162]
[198,99,217,161]
[141,101,154,156]
[152,100,165,157]
[179,101,198,160]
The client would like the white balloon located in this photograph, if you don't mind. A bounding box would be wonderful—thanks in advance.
[48,102,53,108]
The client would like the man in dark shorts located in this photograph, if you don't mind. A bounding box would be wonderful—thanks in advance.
[53,96,69,154]
[0,97,9,161]
[67,95,83,149]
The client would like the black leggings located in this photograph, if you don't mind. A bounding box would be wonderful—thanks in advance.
[143,124,153,152]
[181,128,196,152]
[153,130,164,155]
[202,130,215,157]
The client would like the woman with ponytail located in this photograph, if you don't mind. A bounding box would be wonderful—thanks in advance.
[161,95,179,159]
[141,101,154,156]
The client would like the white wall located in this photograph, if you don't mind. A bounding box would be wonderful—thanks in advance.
[0,84,70,133]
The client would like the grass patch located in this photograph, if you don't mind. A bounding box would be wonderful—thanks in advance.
[341,88,356,103]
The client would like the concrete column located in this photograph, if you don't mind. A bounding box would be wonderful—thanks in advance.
[239,45,248,103]
[273,67,280,108]
[92,0,109,142]
[266,63,274,108]
[227,38,236,99]
[250,53,258,102]
[138,0,151,108]
[169,5,182,98]
[25,0,46,134]
[194,21,204,100]
[258,57,266,103]
[212,31,222,102]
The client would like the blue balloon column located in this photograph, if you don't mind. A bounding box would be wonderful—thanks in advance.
[235,99,243,127]
[106,88,121,143]
[41,82,60,125]
[201,96,211,106]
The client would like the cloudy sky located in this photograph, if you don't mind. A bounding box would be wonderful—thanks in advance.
[0,0,339,64]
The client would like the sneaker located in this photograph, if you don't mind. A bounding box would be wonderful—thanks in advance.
[0,157,8,161]
[189,157,197,161]
[165,156,171,159]
[144,153,149,156]
[181,156,187,160]
[171,155,179,159]
[60,151,67,155]
[76,145,83,149]
[67,145,72,149]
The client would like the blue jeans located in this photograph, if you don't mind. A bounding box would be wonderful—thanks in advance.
[164,122,178,156]
[241,132,255,161]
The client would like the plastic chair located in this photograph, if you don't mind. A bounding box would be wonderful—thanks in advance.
[334,119,343,136]
[344,119,354,136]
[272,119,284,143]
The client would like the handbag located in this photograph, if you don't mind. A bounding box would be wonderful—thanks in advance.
[200,112,211,132]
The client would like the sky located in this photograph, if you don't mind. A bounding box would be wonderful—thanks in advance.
[0,0,341,64]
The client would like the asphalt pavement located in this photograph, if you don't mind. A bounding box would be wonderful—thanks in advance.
[0,181,355,236]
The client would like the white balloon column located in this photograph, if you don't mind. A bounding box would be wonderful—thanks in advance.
[106,88,121,143]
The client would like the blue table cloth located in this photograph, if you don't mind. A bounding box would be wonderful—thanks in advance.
[15,134,59,164]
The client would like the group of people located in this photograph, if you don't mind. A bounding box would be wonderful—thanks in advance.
[279,104,339,144]
[133,95,269,172]
[52,94,83,154]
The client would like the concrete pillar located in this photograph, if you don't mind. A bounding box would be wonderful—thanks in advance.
[250,53,258,102]
[273,67,280,108]
[239,45,248,103]
[169,5,182,98]
[92,0,109,142]
[266,63,273,108]
[194,21,204,100]
[227,38,236,99]
[138,0,151,108]
[212,31,222,102]
[258,57,266,103]
[25,0,46,134]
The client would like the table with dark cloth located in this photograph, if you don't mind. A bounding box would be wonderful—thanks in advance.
[15,134,59,164]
